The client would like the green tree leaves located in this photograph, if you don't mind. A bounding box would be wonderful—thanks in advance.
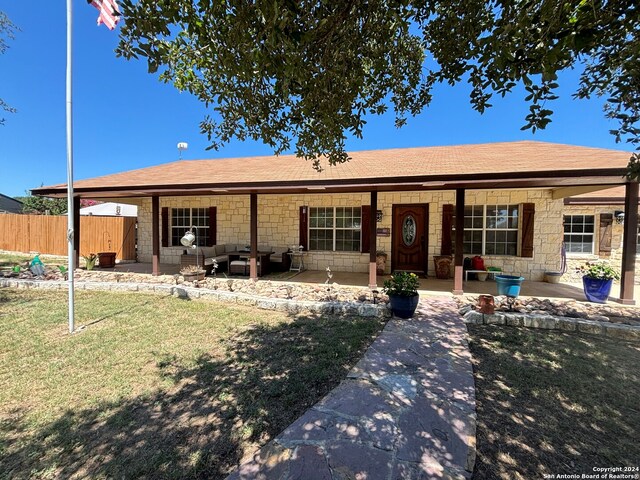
[116,0,640,178]
[0,10,17,126]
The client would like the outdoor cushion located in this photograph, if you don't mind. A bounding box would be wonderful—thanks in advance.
[213,244,226,256]
[200,246,216,258]
[272,246,289,255]
[225,244,240,253]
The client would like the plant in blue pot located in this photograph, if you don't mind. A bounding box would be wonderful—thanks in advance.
[383,272,420,319]
[579,261,620,304]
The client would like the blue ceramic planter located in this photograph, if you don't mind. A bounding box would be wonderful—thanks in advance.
[582,277,613,304]
[389,294,420,319]
[495,275,525,298]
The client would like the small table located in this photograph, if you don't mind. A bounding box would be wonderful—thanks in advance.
[227,251,273,276]
[288,251,306,272]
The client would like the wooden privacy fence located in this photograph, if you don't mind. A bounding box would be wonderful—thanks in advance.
[0,214,136,260]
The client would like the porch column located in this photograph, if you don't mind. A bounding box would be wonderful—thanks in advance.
[619,181,638,304]
[453,188,465,295]
[249,193,258,281]
[73,198,80,267]
[152,195,160,276]
[369,191,378,289]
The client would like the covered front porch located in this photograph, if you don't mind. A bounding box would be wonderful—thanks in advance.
[32,142,639,304]
[98,262,640,304]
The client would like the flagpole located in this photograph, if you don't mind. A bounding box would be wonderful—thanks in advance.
[66,0,75,334]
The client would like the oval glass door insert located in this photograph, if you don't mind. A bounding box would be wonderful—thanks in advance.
[402,215,417,246]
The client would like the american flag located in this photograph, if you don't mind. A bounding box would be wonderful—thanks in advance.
[89,0,120,30]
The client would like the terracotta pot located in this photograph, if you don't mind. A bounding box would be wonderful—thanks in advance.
[433,255,452,280]
[98,252,117,268]
[183,272,205,282]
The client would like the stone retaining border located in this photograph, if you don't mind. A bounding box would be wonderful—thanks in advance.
[0,278,390,318]
[463,310,640,342]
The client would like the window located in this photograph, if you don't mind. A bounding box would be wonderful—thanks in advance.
[563,215,594,254]
[309,207,361,251]
[484,205,519,255]
[171,208,210,246]
[455,205,519,256]
[463,206,484,254]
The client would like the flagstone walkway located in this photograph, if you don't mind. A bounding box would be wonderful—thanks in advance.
[227,298,477,480]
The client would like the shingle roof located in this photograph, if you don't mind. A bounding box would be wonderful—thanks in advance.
[33,141,632,197]
[0,193,23,213]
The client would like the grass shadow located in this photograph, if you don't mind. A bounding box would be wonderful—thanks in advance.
[0,310,384,479]
[468,325,640,479]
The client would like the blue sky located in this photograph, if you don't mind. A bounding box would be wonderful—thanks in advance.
[0,2,627,198]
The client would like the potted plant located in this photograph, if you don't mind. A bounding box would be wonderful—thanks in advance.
[579,261,620,303]
[180,264,206,282]
[383,271,420,319]
[82,253,98,270]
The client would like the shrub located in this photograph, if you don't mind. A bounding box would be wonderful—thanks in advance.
[383,271,419,297]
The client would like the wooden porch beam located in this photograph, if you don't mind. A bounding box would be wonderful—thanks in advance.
[250,193,258,281]
[152,195,160,276]
[619,182,638,304]
[453,188,465,295]
[369,191,378,289]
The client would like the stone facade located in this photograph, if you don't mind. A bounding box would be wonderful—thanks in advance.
[137,189,565,280]
[562,204,640,283]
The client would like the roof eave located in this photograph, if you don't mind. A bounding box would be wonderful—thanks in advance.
[32,168,630,198]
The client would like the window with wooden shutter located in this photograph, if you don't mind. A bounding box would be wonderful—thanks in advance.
[564,215,594,254]
[520,203,535,258]
[208,207,217,246]
[299,206,309,251]
[161,207,169,247]
[599,213,613,255]
[441,204,453,255]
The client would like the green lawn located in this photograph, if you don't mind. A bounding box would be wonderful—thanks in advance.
[0,288,385,479]
[468,325,640,480]
[0,252,69,270]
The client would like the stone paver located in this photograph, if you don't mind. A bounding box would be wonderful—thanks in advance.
[227,298,477,479]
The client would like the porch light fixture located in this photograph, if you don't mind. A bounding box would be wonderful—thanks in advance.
[422,181,446,187]
[210,188,228,193]
[180,226,200,268]
[614,210,625,224]
[307,186,326,191]
[376,210,383,222]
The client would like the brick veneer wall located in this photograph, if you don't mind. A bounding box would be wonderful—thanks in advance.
[136,189,564,280]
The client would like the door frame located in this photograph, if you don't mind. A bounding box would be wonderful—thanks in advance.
[391,203,429,275]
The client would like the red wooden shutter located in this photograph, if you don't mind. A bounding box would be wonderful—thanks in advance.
[299,206,309,251]
[161,207,169,247]
[361,205,371,253]
[208,207,217,246]
[441,204,454,255]
[520,203,535,257]
[599,213,613,254]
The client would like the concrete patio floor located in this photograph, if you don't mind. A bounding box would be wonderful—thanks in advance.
[103,262,640,304]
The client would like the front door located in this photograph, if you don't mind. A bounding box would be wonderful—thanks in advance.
[392,204,429,274]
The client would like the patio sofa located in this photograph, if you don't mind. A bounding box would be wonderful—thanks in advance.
[181,244,291,274]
